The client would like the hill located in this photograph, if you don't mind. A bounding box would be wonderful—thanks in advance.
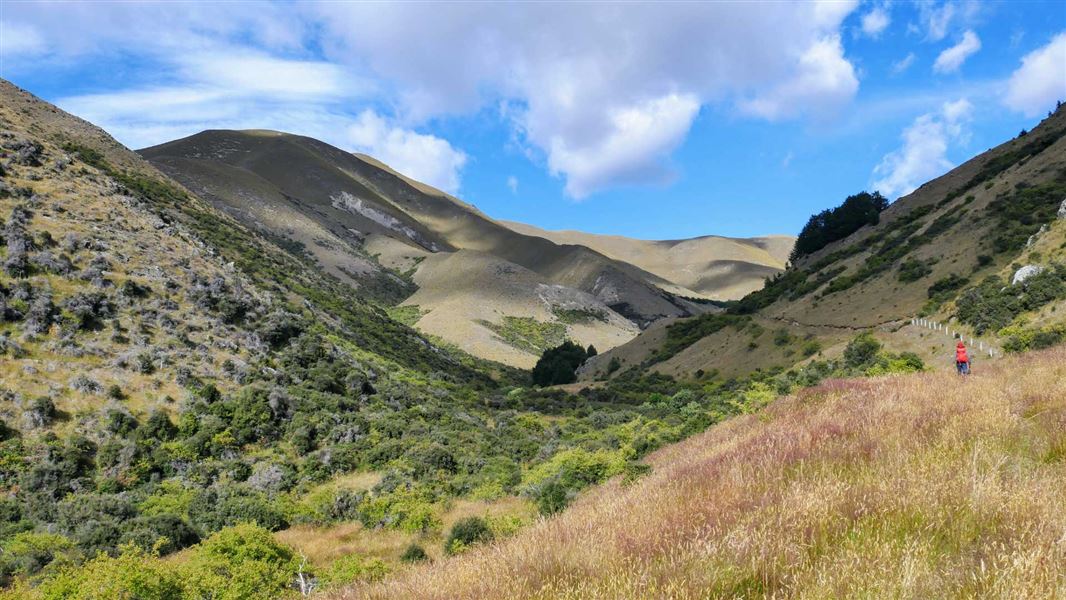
[0,79,777,597]
[502,221,793,300]
[141,131,729,366]
[583,104,1066,381]
[337,346,1066,598]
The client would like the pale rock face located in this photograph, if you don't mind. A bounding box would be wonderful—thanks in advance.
[1012,264,1043,285]
[1026,224,1049,247]
[1057,198,1066,219]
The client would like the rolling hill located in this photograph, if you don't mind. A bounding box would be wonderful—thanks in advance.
[502,221,793,300]
[582,104,1066,381]
[140,131,787,367]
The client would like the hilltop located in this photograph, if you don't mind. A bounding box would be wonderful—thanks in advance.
[337,346,1066,599]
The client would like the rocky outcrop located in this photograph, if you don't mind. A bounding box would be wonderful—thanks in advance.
[1012,264,1044,285]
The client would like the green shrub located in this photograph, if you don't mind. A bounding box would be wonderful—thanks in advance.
[927,274,969,303]
[606,356,622,374]
[400,543,429,563]
[0,532,73,577]
[844,333,882,368]
[535,481,570,516]
[772,329,794,347]
[181,523,300,600]
[898,258,933,282]
[531,341,589,386]
[801,340,822,357]
[31,544,183,600]
[317,552,389,588]
[445,517,494,555]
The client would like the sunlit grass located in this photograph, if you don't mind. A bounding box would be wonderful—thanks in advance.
[333,347,1066,599]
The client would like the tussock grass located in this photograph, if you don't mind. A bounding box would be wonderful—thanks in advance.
[334,348,1066,599]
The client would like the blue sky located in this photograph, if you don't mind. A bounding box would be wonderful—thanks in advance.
[1,1,1064,239]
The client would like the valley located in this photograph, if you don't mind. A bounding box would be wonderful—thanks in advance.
[140,131,785,368]
[1,54,1065,600]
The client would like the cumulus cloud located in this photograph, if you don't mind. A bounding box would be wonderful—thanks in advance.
[312,2,860,196]
[541,94,700,198]
[933,30,981,73]
[7,1,864,198]
[1003,32,1066,117]
[861,7,891,38]
[347,110,467,194]
[739,35,858,121]
[872,98,973,198]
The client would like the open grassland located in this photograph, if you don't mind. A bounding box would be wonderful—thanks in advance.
[337,346,1066,599]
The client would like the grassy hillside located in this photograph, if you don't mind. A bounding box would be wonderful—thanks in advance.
[0,79,789,597]
[141,131,712,366]
[402,249,639,369]
[584,104,1066,381]
[502,220,793,301]
[337,346,1066,599]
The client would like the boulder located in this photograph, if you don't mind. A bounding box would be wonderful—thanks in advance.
[1058,198,1066,219]
[1012,264,1043,285]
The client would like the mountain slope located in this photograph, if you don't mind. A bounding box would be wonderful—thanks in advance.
[139,131,725,365]
[583,105,1066,380]
[502,220,793,300]
[140,131,699,318]
[338,346,1066,599]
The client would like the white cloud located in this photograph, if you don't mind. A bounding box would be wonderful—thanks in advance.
[913,1,981,42]
[933,30,981,73]
[861,7,891,38]
[56,54,466,195]
[176,53,368,100]
[917,1,956,41]
[506,176,518,194]
[739,35,859,121]
[542,94,700,198]
[9,1,865,198]
[0,20,45,60]
[1003,32,1066,117]
[347,110,467,194]
[891,52,916,75]
[312,2,860,196]
[872,98,973,198]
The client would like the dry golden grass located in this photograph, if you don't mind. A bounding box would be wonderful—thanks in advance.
[280,495,536,568]
[334,347,1066,599]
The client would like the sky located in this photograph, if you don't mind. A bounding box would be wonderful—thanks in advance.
[1,1,1064,240]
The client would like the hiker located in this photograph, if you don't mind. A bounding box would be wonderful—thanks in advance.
[955,340,971,375]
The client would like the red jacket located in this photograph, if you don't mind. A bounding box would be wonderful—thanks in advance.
[956,344,969,363]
